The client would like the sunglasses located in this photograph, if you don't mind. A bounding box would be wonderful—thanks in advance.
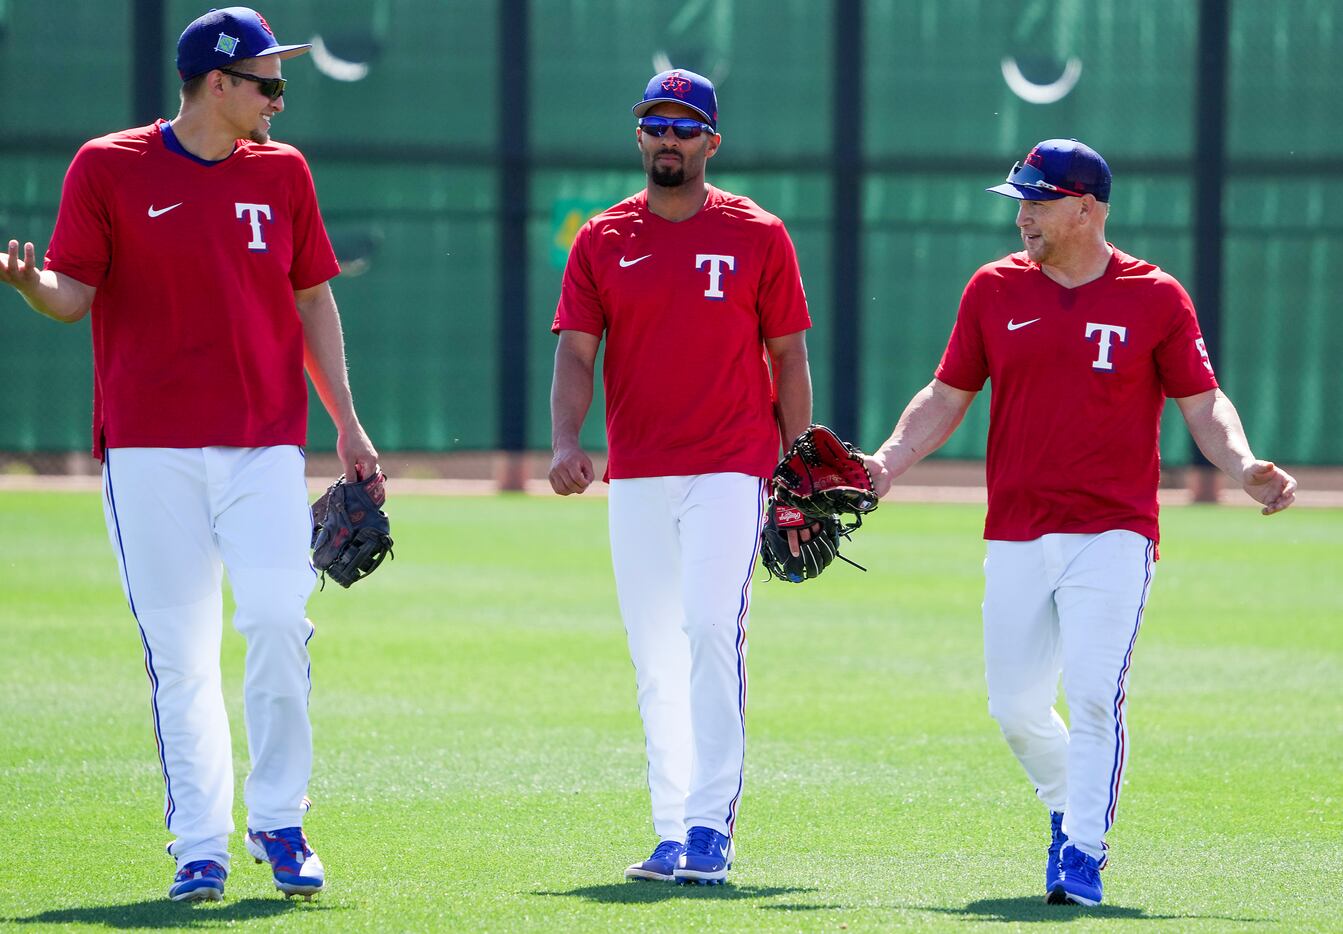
[1005,161,1085,197]
[638,116,715,140]
[219,68,286,101]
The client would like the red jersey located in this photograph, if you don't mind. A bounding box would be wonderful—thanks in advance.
[44,121,340,459]
[935,247,1218,543]
[553,186,811,480]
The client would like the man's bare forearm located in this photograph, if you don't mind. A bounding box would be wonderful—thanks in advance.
[874,379,976,479]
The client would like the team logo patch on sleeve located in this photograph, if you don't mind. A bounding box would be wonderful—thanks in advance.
[1196,337,1213,373]
[214,33,240,56]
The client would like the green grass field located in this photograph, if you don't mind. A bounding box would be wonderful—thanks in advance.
[2,492,1340,932]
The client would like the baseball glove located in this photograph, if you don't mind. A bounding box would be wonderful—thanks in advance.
[759,497,866,583]
[772,424,879,520]
[310,472,394,588]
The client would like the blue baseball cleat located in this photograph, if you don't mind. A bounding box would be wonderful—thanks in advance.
[673,826,734,885]
[168,860,226,902]
[624,839,684,881]
[1048,843,1103,906]
[246,826,325,899]
[1045,810,1068,894]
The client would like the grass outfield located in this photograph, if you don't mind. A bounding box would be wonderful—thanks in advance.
[1,491,1339,933]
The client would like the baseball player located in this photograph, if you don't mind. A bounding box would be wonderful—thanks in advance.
[864,139,1297,907]
[0,7,378,902]
[549,69,814,884]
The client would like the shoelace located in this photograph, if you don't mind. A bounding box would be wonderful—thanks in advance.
[1049,814,1066,853]
[1062,851,1099,882]
[650,840,681,861]
[684,827,720,856]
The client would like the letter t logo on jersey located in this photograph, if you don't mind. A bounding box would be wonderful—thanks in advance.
[696,254,736,300]
[235,203,273,252]
[1086,322,1128,371]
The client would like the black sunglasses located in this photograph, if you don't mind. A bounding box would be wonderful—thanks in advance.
[219,68,286,101]
[638,116,715,140]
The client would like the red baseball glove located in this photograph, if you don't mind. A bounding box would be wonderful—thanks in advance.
[771,424,879,520]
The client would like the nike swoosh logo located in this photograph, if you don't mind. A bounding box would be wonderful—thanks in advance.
[147,202,183,218]
[619,254,652,267]
[1007,317,1042,331]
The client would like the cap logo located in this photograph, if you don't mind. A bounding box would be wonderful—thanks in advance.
[214,32,240,56]
[1025,147,1045,169]
[662,73,692,98]
[255,12,276,39]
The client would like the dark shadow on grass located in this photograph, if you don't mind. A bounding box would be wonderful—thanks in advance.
[535,883,815,905]
[6,896,342,928]
[917,896,1269,924]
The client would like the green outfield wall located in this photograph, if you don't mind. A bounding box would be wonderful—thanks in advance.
[2,0,1339,464]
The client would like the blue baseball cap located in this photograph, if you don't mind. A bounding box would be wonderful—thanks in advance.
[632,69,718,130]
[987,139,1112,203]
[176,7,311,82]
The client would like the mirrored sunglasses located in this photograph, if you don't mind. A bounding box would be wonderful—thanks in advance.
[1005,161,1085,197]
[638,116,715,140]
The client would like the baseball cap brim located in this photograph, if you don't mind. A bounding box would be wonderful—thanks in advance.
[985,183,1068,201]
[257,43,312,60]
[632,98,715,127]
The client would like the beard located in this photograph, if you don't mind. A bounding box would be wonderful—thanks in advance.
[645,148,689,187]
[648,164,686,187]
[248,127,271,144]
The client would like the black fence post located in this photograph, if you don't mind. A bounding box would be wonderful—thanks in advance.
[132,0,166,125]
[830,0,863,442]
[498,0,530,489]
[1190,0,1229,499]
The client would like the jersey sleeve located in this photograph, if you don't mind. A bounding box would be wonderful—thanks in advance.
[757,219,811,338]
[933,270,991,391]
[1149,278,1224,397]
[287,152,341,291]
[552,220,606,336]
[1153,278,1219,398]
[43,143,114,289]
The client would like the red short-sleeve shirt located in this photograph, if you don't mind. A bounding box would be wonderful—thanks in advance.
[553,186,812,480]
[44,121,340,458]
[936,247,1218,542]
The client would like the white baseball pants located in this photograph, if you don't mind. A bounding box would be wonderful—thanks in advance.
[982,530,1155,862]
[608,473,768,843]
[101,446,317,870]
